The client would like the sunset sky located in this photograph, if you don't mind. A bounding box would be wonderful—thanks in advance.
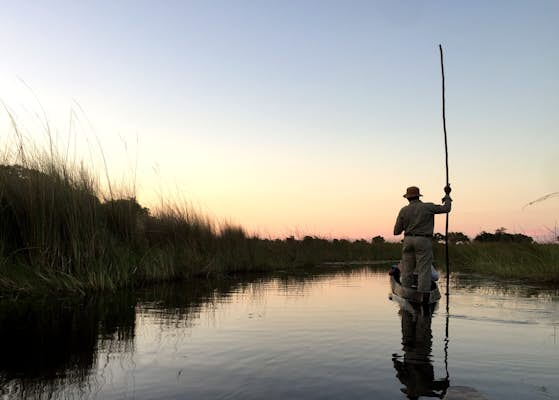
[1,1,557,241]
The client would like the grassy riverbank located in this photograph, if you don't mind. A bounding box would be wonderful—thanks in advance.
[440,242,559,284]
[0,158,556,293]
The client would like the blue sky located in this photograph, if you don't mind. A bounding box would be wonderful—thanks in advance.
[1,1,558,239]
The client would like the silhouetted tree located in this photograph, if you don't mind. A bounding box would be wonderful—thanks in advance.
[448,232,470,243]
[371,235,385,244]
[474,228,533,244]
[433,232,470,244]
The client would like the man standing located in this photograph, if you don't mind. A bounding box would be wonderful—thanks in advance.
[393,186,452,294]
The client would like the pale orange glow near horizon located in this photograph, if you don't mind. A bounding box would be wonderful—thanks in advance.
[134,148,558,242]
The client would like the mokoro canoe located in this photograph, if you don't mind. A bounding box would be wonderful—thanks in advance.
[388,274,441,304]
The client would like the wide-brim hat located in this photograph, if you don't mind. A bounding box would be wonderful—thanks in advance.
[403,186,422,198]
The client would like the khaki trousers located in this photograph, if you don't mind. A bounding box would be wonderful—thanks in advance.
[401,236,433,293]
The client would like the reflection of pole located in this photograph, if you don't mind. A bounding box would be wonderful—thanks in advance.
[444,305,450,382]
[439,44,450,301]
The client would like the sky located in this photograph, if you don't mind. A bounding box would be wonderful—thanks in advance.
[0,1,558,241]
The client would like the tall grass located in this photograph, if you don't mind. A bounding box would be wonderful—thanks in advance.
[0,139,403,293]
[439,243,559,284]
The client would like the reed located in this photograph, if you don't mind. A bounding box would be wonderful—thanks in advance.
[434,242,559,284]
[0,139,397,293]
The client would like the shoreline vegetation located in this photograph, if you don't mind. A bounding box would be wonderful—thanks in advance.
[0,149,557,294]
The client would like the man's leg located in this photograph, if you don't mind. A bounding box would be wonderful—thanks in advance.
[401,237,416,288]
[415,237,433,292]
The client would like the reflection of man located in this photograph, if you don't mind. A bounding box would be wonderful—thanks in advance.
[393,306,449,399]
[393,186,452,297]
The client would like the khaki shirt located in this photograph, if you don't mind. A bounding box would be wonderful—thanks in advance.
[393,196,452,236]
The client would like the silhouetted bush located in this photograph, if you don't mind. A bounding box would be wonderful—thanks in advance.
[433,232,470,244]
[474,228,533,244]
[372,235,386,244]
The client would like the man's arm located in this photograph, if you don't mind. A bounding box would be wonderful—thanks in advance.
[427,195,452,214]
[427,186,453,214]
[393,209,404,235]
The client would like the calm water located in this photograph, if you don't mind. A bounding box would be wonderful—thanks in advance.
[0,268,557,400]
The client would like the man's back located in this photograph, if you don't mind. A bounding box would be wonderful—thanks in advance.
[394,197,451,236]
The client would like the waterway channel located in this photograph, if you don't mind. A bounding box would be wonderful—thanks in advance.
[0,267,557,399]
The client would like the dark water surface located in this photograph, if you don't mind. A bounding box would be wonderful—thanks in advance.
[0,268,557,399]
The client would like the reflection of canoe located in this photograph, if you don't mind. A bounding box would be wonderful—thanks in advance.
[389,275,441,304]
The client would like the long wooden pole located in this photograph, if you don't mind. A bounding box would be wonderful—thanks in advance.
[439,44,451,386]
[439,44,450,302]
